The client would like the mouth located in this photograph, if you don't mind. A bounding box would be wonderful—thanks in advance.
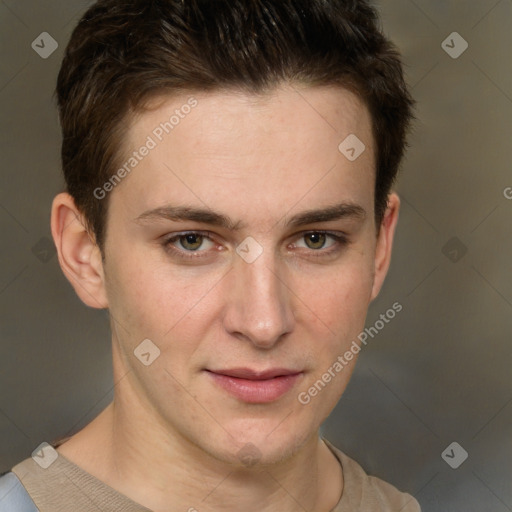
[205,368,303,403]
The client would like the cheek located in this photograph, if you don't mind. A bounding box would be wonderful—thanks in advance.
[294,259,374,421]
[104,247,225,350]
[303,252,375,338]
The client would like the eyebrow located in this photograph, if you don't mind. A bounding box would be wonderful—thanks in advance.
[134,202,366,230]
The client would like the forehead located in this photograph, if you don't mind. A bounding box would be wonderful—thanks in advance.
[111,84,375,229]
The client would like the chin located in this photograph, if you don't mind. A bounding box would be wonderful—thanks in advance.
[205,419,314,468]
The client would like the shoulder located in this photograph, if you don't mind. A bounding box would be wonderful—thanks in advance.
[3,448,78,511]
[6,450,96,511]
[4,448,152,512]
[323,438,421,512]
[0,470,39,511]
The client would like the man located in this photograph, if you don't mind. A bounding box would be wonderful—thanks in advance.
[0,0,418,510]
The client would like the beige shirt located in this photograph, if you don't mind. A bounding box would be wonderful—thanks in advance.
[12,439,420,511]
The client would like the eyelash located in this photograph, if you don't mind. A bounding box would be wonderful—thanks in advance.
[161,230,348,261]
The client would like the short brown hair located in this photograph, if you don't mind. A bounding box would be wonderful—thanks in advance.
[57,0,414,252]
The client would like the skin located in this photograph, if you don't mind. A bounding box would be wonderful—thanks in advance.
[51,84,399,512]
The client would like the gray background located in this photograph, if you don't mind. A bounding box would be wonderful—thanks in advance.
[0,1,510,511]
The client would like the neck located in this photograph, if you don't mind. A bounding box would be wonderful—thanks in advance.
[57,393,342,512]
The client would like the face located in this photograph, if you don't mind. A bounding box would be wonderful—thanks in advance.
[91,84,395,465]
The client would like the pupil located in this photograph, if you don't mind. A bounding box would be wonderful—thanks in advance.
[184,234,201,250]
[307,233,325,249]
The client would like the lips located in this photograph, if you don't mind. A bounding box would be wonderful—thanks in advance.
[211,368,300,380]
[205,367,303,403]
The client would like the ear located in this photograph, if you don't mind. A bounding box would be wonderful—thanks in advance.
[50,192,108,309]
[370,192,400,301]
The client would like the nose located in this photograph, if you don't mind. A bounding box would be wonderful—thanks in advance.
[222,248,295,349]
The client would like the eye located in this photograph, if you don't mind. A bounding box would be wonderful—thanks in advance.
[293,231,346,251]
[163,231,216,257]
[298,232,331,250]
[161,230,348,262]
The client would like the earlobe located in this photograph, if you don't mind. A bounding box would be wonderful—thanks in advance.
[370,193,400,301]
[50,192,109,309]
